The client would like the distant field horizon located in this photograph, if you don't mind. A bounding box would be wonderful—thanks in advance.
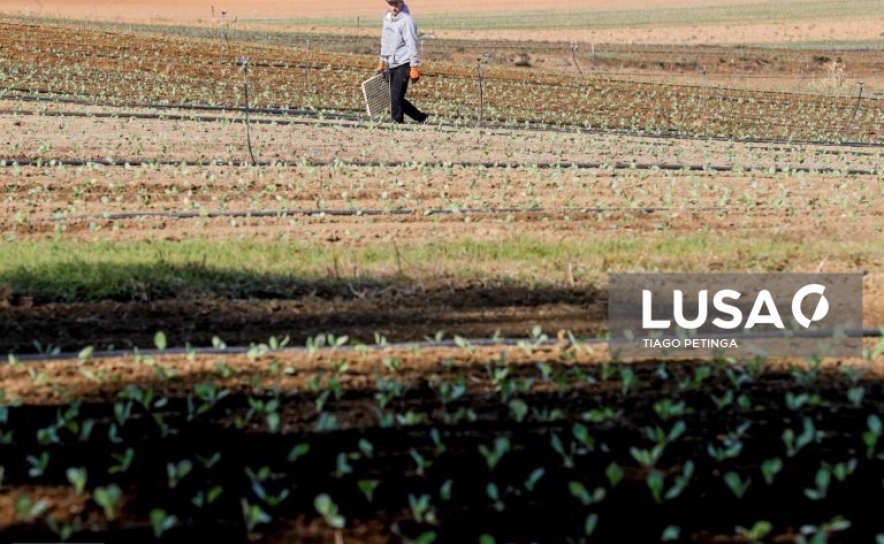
[1,0,881,44]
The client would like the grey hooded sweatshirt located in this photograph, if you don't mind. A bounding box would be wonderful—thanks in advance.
[379,4,420,69]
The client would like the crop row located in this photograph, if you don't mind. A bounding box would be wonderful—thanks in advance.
[2,19,882,143]
[2,340,884,542]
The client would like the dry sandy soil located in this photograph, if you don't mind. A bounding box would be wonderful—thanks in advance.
[0,0,811,20]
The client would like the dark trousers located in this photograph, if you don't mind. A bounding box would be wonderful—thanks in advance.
[387,63,427,123]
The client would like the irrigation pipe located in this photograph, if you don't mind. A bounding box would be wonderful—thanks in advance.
[43,205,790,225]
[5,95,884,151]
[7,328,883,364]
[3,156,881,177]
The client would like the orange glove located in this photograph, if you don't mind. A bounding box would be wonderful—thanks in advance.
[375,61,386,74]
[410,66,420,82]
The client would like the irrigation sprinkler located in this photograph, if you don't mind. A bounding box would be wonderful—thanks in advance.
[237,56,257,166]
[571,43,583,77]
[303,38,312,92]
[476,55,489,127]
[219,12,231,56]
[846,81,863,135]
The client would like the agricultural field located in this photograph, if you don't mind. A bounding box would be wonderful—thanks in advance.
[1,3,884,543]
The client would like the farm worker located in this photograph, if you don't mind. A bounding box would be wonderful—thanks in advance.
[376,0,429,124]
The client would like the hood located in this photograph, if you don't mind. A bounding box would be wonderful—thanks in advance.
[385,3,410,21]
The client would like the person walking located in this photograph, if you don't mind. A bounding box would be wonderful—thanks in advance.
[376,0,428,124]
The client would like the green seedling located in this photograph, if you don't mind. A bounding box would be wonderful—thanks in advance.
[314,493,345,529]
[478,437,511,471]
[525,468,545,492]
[241,498,272,533]
[661,525,681,541]
[15,495,50,521]
[287,443,310,462]
[569,481,606,506]
[735,521,773,544]
[26,452,50,478]
[723,471,751,499]
[66,467,87,494]
[109,448,134,474]
[154,331,167,350]
[150,508,178,538]
[358,479,379,503]
[409,493,438,523]
[192,485,224,508]
[864,414,882,458]
[167,459,193,488]
[438,479,453,501]
[94,484,123,521]
[796,516,851,544]
[761,458,783,485]
[783,417,823,458]
[804,466,831,500]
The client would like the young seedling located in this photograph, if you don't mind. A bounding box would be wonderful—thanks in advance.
[551,433,576,469]
[825,459,857,482]
[109,448,134,474]
[509,398,529,422]
[524,467,545,492]
[580,513,599,537]
[619,366,640,394]
[712,389,735,410]
[569,481,606,506]
[847,386,865,407]
[46,514,81,542]
[314,493,345,529]
[804,466,831,500]
[150,508,178,538]
[453,335,474,354]
[761,458,783,485]
[485,482,505,512]
[94,484,123,521]
[358,479,379,503]
[167,459,193,489]
[26,452,50,478]
[653,398,687,420]
[735,521,773,544]
[287,443,310,462]
[192,485,223,508]
[15,495,50,521]
[196,451,222,469]
[783,417,823,458]
[478,436,511,471]
[664,461,695,501]
[408,493,438,524]
[336,452,353,478]
[864,414,882,458]
[66,467,87,494]
[154,331,168,351]
[661,525,681,542]
[428,429,446,455]
[241,498,271,533]
[723,471,751,499]
[796,516,851,544]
